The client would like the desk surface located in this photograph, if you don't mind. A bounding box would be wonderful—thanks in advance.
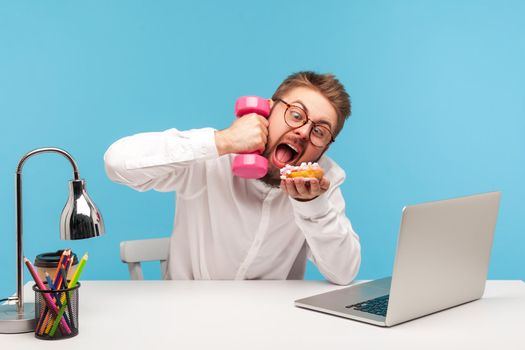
[1,280,524,349]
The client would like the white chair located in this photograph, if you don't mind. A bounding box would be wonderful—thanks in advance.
[120,237,170,280]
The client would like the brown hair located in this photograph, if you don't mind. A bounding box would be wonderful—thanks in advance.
[272,71,351,138]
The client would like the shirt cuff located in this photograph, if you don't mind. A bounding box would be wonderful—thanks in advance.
[289,193,333,220]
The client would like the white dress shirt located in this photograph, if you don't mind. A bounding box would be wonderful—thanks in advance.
[104,128,361,285]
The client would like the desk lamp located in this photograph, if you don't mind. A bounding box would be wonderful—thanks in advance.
[0,147,104,333]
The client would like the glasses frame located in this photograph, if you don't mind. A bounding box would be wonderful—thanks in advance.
[273,98,335,148]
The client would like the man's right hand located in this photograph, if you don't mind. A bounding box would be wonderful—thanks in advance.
[215,113,269,156]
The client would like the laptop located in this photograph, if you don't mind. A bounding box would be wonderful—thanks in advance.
[295,192,501,327]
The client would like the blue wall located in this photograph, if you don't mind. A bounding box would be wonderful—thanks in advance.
[1,1,524,298]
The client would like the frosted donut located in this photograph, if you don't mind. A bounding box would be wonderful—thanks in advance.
[280,162,324,180]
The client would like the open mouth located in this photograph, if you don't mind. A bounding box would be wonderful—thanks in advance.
[272,143,301,168]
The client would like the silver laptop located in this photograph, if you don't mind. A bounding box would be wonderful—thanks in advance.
[295,192,501,327]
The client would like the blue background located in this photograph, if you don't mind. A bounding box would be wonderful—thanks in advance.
[1,1,524,298]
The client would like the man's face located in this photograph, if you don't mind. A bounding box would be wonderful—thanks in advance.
[260,86,338,187]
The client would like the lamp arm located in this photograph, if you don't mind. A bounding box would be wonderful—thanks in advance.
[15,147,80,311]
[16,147,80,179]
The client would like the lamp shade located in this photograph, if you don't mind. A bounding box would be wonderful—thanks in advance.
[60,179,105,240]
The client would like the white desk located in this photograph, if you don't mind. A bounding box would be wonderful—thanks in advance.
[1,280,524,349]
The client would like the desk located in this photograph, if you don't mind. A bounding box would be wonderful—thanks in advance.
[1,280,523,349]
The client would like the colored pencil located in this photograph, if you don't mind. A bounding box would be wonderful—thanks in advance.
[45,272,72,329]
[38,249,71,335]
[36,249,69,334]
[54,249,69,284]
[68,253,88,289]
[42,251,75,335]
[49,253,88,337]
[24,257,71,335]
[61,266,75,329]
[44,272,61,307]
[54,250,70,289]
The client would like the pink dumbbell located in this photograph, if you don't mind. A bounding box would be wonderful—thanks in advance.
[232,96,271,179]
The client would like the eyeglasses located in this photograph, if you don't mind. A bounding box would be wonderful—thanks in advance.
[274,99,335,148]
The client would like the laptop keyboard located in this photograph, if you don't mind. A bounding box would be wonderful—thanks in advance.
[346,294,389,317]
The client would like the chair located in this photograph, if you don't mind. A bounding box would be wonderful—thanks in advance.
[120,237,170,280]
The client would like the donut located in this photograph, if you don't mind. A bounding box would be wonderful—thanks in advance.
[280,162,324,180]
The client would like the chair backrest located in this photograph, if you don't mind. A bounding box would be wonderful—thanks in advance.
[120,237,170,280]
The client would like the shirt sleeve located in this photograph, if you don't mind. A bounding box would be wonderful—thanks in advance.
[289,158,361,285]
[104,128,219,193]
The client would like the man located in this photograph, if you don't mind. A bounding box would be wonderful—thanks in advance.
[104,71,360,285]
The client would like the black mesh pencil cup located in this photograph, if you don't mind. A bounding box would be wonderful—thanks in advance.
[33,281,80,340]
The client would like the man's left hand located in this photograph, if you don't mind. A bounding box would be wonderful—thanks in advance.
[280,176,330,202]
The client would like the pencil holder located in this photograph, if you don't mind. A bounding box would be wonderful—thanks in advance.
[32,281,80,340]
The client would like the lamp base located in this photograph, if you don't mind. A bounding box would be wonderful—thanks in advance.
[0,302,35,333]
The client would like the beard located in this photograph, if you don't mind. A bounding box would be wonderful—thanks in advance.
[257,164,281,188]
[257,141,282,188]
